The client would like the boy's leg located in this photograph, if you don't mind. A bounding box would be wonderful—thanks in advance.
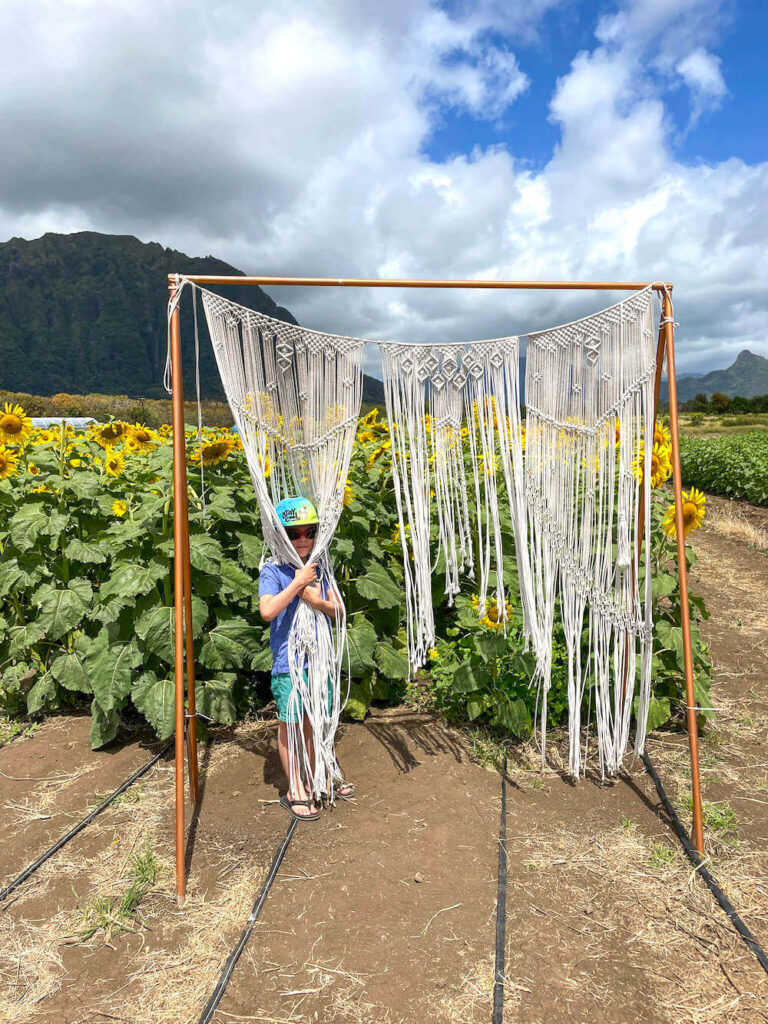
[302,714,315,779]
[276,721,317,816]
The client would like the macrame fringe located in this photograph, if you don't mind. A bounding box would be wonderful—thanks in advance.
[166,279,670,785]
[174,281,363,802]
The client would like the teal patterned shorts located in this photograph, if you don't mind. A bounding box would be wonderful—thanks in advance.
[271,672,333,724]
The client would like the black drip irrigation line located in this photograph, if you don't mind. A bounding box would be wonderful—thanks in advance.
[0,740,172,907]
[198,817,298,1024]
[642,750,768,974]
[492,742,510,1024]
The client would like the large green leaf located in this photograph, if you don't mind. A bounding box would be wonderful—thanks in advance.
[90,699,120,749]
[344,678,372,720]
[50,635,94,694]
[345,617,377,676]
[8,504,47,552]
[0,661,32,696]
[39,511,70,544]
[87,631,142,710]
[354,567,401,609]
[132,673,176,739]
[219,558,255,599]
[475,635,506,663]
[451,660,482,694]
[645,694,672,731]
[34,580,93,642]
[239,533,263,569]
[195,678,237,725]
[493,697,532,737]
[188,533,222,574]
[99,560,166,604]
[63,538,108,564]
[373,641,410,680]
[135,596,208,663]
[27,672,56,714]
[198,615,265,671]
[7,622,45,657]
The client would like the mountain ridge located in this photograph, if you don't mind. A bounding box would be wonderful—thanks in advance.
[0,231,385,405]
[660,349,768,403]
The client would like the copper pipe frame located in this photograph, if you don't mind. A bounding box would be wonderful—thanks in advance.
[169,274,672,291]
[169,284,201,906]
[167,273,706,896]
[663,295,706,855]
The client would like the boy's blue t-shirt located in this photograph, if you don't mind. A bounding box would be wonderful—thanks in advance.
[258,562,329,675]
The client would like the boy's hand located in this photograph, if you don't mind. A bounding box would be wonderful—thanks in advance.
[295,562,319,592]
[301,581,322,608]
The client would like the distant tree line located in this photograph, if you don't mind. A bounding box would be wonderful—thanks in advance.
[680,392,768,415]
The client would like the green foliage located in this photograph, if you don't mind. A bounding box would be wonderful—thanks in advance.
[0,406,713,750]
[679,431,768,506]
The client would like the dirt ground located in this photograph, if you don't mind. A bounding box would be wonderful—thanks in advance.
[1,497,767,1023]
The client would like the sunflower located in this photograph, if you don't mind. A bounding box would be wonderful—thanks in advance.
[366,439,391,469]
[104,447,126,477]
[112,499,128,517]
[69,458,82,468]
[662,487,706,540]
[31,483,49,493]
[654,422,671,448]
[0,444,19,479]
[190,435,236,467]
[30,428,54,445]
[0,402,33,445]
[129,423,159,452]
[481,599,514,630]
[92,420,130,448]
[343,482,354,507]
[124,437,141,455]
[27,462,40,475]
[427,647,439,661]
[650,442,672,488]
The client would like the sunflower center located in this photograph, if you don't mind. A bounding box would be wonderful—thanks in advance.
[0,414,22,435]
[103,425,124,441]
[682,501,698,522]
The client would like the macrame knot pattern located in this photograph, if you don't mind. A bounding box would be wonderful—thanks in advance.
[198,286,365,804]
[525,285,657,778]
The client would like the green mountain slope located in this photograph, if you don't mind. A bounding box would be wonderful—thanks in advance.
[662,350,768,402]
[0,231,384,405]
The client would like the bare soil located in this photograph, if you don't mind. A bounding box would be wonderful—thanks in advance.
[1,499,767,1023]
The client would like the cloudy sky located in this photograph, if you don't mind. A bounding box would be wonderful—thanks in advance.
[1,0,766,378]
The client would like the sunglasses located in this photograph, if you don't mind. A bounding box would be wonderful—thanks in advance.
[286,525,317,540]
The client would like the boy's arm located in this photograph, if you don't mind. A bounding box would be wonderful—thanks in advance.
[259,563,318,622]
[301,581,344,619]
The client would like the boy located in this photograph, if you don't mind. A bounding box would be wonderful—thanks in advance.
[258,497,355,820]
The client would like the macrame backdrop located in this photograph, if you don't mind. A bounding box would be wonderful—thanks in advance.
[169,280,663,786]
[187,283,364,801]
[524,287,657,777]
[379,339,537,671]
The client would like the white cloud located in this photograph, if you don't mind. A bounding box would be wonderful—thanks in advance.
[0,0,764,381]
[676,48,727,126]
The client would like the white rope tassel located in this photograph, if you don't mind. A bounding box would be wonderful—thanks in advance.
[379,338,535,673]
[525,287,657,777]
[195,285,363,803]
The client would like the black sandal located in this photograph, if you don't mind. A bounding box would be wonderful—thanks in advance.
[280,794,320,821]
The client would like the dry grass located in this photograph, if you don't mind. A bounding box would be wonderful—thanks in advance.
[0,918,65,1022]
[706,508,768,553]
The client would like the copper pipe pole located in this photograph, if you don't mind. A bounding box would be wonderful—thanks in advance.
[170,287,189,904]
[664,294,706,856]
[178,425,200,802]
[169,274,673,291]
